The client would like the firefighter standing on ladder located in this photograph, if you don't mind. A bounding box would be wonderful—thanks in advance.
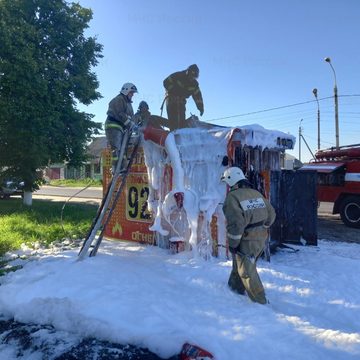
[221,167,276,304]
[105,83,138,173]
[163,64,204,129]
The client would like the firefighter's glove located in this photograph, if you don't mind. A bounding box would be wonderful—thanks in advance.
[125,117,135,130]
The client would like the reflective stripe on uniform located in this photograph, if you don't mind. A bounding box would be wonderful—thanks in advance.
[167,78,174,90]
[105,122,124,130]
[227,233,243,240]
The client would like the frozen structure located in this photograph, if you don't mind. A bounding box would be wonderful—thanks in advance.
[102,118,295,258]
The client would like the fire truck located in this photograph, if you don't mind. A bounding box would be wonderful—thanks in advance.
[300,144,360,228]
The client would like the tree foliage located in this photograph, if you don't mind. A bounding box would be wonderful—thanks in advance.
[0,0,103,191]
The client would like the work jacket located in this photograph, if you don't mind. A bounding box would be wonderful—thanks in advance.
[222,183,276,248]
[163,70,204,113]
[133,109,151,127]
[105,93,134,131]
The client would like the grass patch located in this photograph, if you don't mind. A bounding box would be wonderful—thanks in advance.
[49,178,102,187]
[0,198,98,256]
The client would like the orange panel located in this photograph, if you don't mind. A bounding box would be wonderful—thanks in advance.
[260,170,271,199]
[103,146,155,244]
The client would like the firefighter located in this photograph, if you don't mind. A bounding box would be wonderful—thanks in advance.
[221,167,276,304]
[133,100,151,127]
[163,64,204,129]
[105,82,137,173]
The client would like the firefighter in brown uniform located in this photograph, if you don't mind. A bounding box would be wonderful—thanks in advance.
[221,167,276,304]
[105,82,137,172]
[163,64,204,129]
[133,101,151,127]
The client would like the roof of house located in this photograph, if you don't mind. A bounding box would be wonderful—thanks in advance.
[87,136,107,160]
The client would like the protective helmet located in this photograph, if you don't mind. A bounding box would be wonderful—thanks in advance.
[121,82,138,96]
[138,100,149,111]
[221,167,246,187]
[187,64,199,78]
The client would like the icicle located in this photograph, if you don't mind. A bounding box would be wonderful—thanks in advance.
[142,123,294,259]
[164,132,185,192]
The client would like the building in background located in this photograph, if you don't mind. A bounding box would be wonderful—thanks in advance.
[45,137,107,181]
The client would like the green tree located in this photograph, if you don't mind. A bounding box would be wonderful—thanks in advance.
[0,0,103,198]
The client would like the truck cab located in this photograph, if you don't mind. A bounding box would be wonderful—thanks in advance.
[300,144,360,228]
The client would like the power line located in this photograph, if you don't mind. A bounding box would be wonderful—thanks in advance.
[207,94,360,123]
[302,133,335,146]
[339,94,360,98]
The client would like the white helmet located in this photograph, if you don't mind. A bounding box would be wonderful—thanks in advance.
[120,82,138,96]
[221,167,246,187]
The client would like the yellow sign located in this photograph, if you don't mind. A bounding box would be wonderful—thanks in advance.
[126,175,152,222]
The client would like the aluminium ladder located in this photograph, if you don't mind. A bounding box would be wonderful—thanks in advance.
[78,127,141,260]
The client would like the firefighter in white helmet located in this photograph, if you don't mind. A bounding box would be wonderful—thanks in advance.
[221,167,276,304]
[105,83,138,172]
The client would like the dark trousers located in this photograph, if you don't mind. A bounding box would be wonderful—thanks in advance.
[166,96,187,130]
[105,127,125,172]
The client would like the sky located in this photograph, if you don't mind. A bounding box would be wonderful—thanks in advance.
[1,239,360,359]
[75,0,360,163]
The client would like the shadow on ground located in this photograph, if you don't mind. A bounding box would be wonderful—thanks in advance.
[0,319,178,359]
[317,214,360,244]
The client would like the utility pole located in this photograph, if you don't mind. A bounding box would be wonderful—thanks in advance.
[298,119,315,162]
[299,119,303,161]
[313,88,320,150]
[325,57,339,149]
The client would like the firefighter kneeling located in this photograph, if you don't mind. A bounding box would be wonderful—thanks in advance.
[221,167,276,304]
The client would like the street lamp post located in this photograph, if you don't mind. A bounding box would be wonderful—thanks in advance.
[325,57,339,149]
[312,88,320,150]
[299,119,303,161]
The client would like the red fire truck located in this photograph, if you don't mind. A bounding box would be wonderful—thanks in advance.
[300,144,360,228]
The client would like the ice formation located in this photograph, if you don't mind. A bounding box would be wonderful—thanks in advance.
[142,122,295,258]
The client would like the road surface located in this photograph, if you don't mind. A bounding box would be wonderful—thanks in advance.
[33,185,102,202]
